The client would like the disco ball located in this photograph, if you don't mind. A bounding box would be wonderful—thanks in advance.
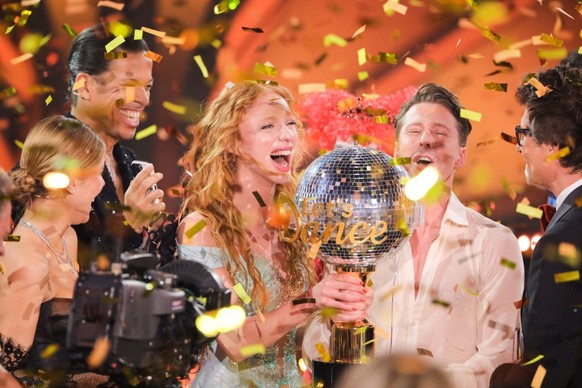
[294,144,421,269]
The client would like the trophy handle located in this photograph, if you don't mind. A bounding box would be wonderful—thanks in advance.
[329,267,375,363]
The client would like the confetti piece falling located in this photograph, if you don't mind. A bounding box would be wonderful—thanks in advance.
[105,35,125,53]
[554,270,580,283]
[252,191,267,207]
[432,299,450,308]
[242,26,264,33]
[5,25,15,34]
[162,36,186,45]
[72,78,85,91]
[516,203,543,219]
[87,336,111,368]
[298,83,326,94]
[476,136,499,147]
[493,49,521,63]
[233,283,251,304]
[404,56,426,72]
[193,55,209,78]
[536,48,567,61]
[500,258,516,269]
[134,124,157,140]
[162,101,187,115]
[134,29,143,40]
[254,62,278,77]
[460,108,482,122]
[14,140,24,149]
[523,354,544,366]
[357,48,367,66]
[539,33,564,47]
[390,157,411,166]
[45,95,52,105]
[4,235,20,242]
[185,219,207,239]
[62,23,77,37]
[546,147,570,162]
[357,71,368,81]
[531,365,546,388]
[383,0,408,15]
[0,86,16,99]
[10,53,33,65]
[352,25,366,39]
[141,26,166,38]
[97,0,124,10]
[461,284,479,296]
[315,343,331,362]
[105,51,127,60]
[416,348,434,357]
[323,33,347,47]
[484,82,507,92]
[144,51,163,63]
[41,344,59,359]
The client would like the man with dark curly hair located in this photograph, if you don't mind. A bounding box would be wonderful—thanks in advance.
[491,64,582,387]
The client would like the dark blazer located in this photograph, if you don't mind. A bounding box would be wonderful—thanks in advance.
[491,184,582,387]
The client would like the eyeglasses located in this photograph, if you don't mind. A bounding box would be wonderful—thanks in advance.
[515,126,532,146]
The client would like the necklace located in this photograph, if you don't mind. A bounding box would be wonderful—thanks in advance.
[21,221,77,274]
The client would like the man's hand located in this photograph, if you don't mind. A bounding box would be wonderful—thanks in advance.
[311,272,372,323]
[123,164,165,232]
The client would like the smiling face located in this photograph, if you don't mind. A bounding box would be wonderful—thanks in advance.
[236,91,299,187]
[395,102,466,186]
[74,52,153,143]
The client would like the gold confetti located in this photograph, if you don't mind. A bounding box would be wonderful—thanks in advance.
[461,284,479,297]
[432,299,450,308]
[14,140,24,149]
[357,71,368,81]
[357,48,367,66]
[558,242,580,268]
[233,283,251,305]
[97,0,124,10]
[141,26,166,38]
[315,342,331,362]
[242,27,264,33]
[308,241,322,259]
[87,336,110,368]
[476,136,499,147]
[252,191,266,207]
[481,27,501,43]
[240,344,266,357]
[460,108,482,122]
[144,50,163,63]
[531,365,546,388]
[493,49,521,63]
[536,48,567,61]
[298,83,326,94]
[0,86,16,99]
[105,35,125,53]
[546,147,570,162]
[185,219,207,239]
[500,258,516,269]
[104,51,127,60]
[5,25,15,34]
[10,52,33,65]
[516,203,543,219]
[161,36,186,45]
[45,95,52,106]
[484,82,507,92]
[134,29,143,40]
[416,348,433,357]
[320,307,340,320]
[323,33,347,47]
[162,101,187,115]
[62,23,76,37]
[193,55,209,78]
[41,344,59,359]
[390,157,411,166]
[404,56,426,72]
[4,235,20,242]
[370,51,397,64]
[72,78,85,91]
[554,270,580,283]
[254,62,278,77]
[134,124,157,140]
[383,0,408,15]
[539,33,564,48]
[522,354,544,366]
[351,25,366,39]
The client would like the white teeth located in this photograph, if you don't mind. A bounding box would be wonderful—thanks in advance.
[119,109,140,120]
[271,150,291,157]
[418,157,432,163]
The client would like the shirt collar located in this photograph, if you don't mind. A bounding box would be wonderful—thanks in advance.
[555,178,582,210]
[441,193,469,227]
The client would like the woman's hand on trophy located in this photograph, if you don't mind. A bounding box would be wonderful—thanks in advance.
[123,164,166,232]
[311,273,370,322]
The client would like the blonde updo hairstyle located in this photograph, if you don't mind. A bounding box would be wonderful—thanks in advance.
[10,115,105,207]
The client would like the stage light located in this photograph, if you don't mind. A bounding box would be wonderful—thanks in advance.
[43,171,70,189]
[517,235,530,252]
[531,234,542,251]
[404,166,439,201]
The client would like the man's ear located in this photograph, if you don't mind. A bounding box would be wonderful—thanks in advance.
[73,73,91,101]
[454,146,467,170]
[394,141,400,157]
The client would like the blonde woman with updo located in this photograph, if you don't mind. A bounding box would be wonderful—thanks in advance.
[0,115,105,385]
[177,81,371,387]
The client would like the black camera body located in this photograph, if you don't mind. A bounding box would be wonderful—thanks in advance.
[66,250,231,385]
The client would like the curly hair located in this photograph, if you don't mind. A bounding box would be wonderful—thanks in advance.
[516,64,582,172]
[181,81,315,309]
[10,115,105,207]
[395,83,472,147]
[0,170,15,212]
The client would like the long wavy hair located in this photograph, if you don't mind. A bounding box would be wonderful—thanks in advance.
[182,81,315,309]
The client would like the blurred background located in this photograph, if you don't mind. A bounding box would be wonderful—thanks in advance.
[1,0,580,259]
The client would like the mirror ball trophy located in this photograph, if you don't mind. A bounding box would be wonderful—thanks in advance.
[290,144,423,386]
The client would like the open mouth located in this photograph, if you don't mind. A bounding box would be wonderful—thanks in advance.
[270,150,291,167]
[414,156,433,165]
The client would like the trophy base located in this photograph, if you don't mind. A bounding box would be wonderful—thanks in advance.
[312,360,351,387]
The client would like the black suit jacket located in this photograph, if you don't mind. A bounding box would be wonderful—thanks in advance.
[520,184,582,387]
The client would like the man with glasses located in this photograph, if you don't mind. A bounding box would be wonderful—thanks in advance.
[491,64,582,387]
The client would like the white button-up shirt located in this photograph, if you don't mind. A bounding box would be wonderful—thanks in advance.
[303,194,524,388]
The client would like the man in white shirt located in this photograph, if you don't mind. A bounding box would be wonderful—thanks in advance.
[305,83,524,388]
[491,65,582,387]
